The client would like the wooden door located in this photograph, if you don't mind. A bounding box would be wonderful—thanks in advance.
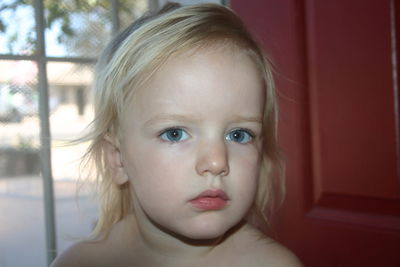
[231,1,400,266]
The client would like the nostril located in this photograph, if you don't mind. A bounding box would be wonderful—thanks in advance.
[221,167,229,176]
[195,141,229,176]
[219,165,229,176]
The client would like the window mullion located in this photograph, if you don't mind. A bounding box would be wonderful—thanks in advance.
[111,0,120,35]
[33,0,57,265]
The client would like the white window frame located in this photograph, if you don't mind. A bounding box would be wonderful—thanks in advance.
[0,0,119,265]
[0,0,228,265]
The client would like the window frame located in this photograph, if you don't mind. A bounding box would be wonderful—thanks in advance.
[0,0,228,265]
[0,0,118,265]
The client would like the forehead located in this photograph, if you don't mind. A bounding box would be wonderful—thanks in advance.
[123,45,265,125]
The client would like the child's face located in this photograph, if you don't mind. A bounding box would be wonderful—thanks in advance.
[119,46,264,240]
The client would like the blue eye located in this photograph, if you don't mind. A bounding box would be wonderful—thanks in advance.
[226,129,254,144]
[160,128,189,142]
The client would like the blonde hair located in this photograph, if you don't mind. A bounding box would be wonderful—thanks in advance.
[82,2,283,240]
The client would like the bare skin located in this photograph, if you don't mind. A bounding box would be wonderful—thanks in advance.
[51,214,303,267]
[52,47,304,267]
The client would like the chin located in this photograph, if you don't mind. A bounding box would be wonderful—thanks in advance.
[183,229,225,240]
[177,219,236,241]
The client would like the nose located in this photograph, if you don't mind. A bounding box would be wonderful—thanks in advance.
[195,140,229,177]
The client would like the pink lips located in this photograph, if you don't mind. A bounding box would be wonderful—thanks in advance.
[190,189,229,210]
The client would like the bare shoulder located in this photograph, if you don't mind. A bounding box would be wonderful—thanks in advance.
[250,237,304,267]
[50,240,106,267]
[230,225,304,267]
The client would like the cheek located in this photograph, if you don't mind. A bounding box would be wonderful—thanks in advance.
[122,143,190,206]
[230,145,261,201]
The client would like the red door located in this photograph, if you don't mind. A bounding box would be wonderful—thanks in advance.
[231,1,400,266]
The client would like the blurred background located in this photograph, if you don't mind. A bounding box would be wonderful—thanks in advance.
[3,1,399,267]
[0,0,223,266]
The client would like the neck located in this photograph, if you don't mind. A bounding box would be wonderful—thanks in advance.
[117,212,245,263]
[135,213,220,258]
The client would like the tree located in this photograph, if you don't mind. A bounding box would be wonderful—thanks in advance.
[0,0,145,56]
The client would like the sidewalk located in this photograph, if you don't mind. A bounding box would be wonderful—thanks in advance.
[0,176,98,267]
[0,104,98,266]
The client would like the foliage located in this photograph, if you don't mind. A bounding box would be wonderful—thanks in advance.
[17,134,36,150]
[0,0,141,55]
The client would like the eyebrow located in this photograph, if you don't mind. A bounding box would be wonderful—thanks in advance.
[144,114,263,126]
[144,114,202,127]
[231,115,263,124]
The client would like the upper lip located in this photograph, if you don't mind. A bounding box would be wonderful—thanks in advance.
[191,189,230,201]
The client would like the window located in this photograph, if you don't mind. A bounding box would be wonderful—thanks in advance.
[0,1,146,266]
[0,1,225,266]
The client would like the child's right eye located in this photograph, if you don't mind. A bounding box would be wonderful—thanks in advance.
[159,128,189,142]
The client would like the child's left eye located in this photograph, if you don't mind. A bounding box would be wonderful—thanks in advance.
[225,129,254,144]
[159,128,189,142]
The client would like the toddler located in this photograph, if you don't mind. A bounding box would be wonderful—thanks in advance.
[52,3,303,267]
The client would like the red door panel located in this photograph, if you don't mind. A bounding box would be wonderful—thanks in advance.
[231,1,400,266]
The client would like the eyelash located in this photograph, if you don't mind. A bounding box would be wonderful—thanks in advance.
[158,127,256,144]
[158,127,189,143]
[226,128,255,144]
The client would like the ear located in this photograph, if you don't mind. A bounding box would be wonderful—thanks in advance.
[103,135,129,185]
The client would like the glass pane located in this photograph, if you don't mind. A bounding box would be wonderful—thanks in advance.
[0,60,46,266]
[48,62,98,254]
[45,1,111,58]
[0,1,36,55]
[119,0,148,30]
[45,0,148,58]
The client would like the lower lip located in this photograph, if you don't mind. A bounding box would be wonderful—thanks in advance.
[190,197,227,210]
